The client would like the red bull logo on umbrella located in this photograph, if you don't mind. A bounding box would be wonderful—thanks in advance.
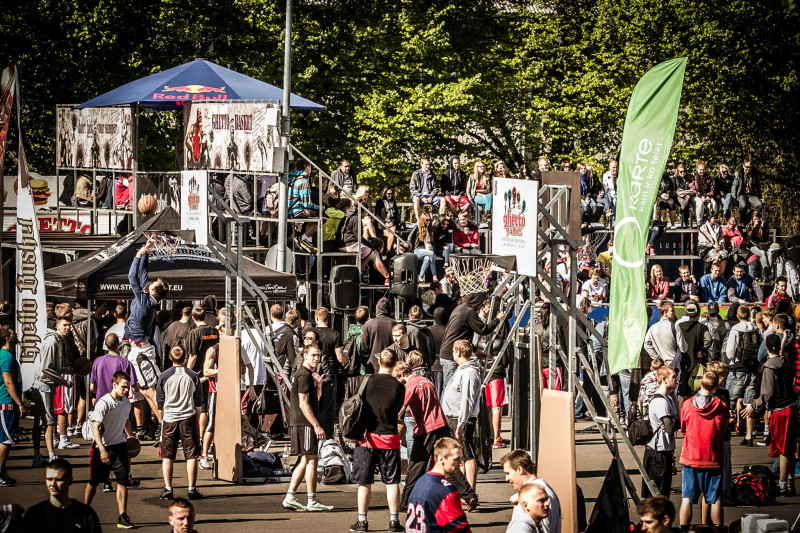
[152,84,228,102]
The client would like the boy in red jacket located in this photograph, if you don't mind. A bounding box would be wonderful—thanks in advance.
[679,371,729,528]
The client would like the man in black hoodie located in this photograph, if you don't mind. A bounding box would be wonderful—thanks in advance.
[441,156,471,216]
[439,291,506,393]
[360,298,397,373]
[200,296,218,328]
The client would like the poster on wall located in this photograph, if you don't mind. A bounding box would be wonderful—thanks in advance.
[56,106,133,170]
[491,177,539,277]
[183,102,281,172]
[181,170,208,245]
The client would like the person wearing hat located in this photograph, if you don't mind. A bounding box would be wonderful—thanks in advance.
[677,302,712,404]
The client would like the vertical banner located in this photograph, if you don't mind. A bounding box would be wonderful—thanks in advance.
[181,170,208,245]
[608,57,687,375]
[491,177,538,277]
[1,65,18,301]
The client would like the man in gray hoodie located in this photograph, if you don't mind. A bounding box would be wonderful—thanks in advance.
[441,339,481,510]
[32,317,75,466]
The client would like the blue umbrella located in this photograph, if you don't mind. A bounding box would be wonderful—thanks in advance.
[76,58,325,112]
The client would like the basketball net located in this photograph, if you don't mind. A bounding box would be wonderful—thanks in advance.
[450,256,500,295]
[144,231,180,261]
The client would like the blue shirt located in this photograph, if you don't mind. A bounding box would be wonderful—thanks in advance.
[700,273,728,303]
[123,254,159,341]
[0,348,22,405]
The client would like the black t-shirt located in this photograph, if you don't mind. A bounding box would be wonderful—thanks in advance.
[364,373,406,434]
[162,320,194,355]
[315,326,343,373]
[290,366,319,427]
[187,325,220,373]
[22,499,103,533]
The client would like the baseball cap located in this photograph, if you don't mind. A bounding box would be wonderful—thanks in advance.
[707,302,719,315]
[685,301,700,317]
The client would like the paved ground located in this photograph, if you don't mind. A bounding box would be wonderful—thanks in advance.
[2,417,798,531]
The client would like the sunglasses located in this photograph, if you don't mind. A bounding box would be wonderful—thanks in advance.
[304,336,315,340]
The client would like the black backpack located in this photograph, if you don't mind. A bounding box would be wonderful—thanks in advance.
[338,375,370,440]
[342,333,363,376]
[735,329,761,373]
[627,393,666,446]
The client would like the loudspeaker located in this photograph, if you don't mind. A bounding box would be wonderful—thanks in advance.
[330,265,360,310]
[390,253,418,298]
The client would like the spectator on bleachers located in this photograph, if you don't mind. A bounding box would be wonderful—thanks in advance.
[225,174,254,214]
[432,215,454,266]
[766,276,791,309]
[727,263,764,304]
[322,181,340,209]
[655,170,678,229]
[515,163,535,180]
[647,265,670,303]
[493,159,510,180]
[467,161,492,224]
[744,211,773,282]
[453,211,481,256]
[579,164,595,227]
[674,164,696,228]
[698,213,728,273]
[336,201,390,285]
[288,164,319,218]
[581,268,608,305]
[440,156,471,216]
[700,261,728,303]
[329,158,357,195]
[374,187,400,254]
[692,161,716,224]
[409,213,439,283]
[602,160,618,216]
[597,239,613,281]
[322,198,350,251]
[672,265,700,303]
[714,164,734,219]
[732,159,764,224]
[410,157,442,221]
[354,185,382,251]
[721,216,747,265]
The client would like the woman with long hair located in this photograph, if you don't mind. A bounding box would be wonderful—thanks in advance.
[467,160,492,223]
[374,186,400,253]
[648,264,670,302]
[409,213,438,282]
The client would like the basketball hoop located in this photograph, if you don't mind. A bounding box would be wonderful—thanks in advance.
[144,231,181,261]
[450,255,502,295]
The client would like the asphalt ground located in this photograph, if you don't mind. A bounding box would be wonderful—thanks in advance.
[1,417,798,531]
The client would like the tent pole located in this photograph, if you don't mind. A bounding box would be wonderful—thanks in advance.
[276,0,293,273]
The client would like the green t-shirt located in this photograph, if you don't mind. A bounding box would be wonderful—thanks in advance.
[0,348,22,405]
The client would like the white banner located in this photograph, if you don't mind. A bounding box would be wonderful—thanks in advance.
[181,170,208,245]
[491,178,539,277]
[16,167,47,390]
[183,102,281,172]
[56,106,134,170]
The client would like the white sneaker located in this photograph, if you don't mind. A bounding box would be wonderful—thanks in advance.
[306,501,334,512]
[199,456,211,470]
[58,438,80,450]
[282,497,306,511]
[67,426,77,437]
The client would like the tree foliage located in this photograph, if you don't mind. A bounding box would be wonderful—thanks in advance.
[1,0,798,232]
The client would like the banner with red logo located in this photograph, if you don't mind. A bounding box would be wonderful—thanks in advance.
[183,102,281,172]
[181,170,208,245]
[0,66,15,179]
[491,177,538,277]
[56,106,133,170]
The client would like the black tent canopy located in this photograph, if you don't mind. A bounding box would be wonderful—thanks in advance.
[44,208,295,300]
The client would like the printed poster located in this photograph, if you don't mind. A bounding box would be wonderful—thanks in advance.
[56,106,134,170]
[181,170,208,245]
[491,177,539,277]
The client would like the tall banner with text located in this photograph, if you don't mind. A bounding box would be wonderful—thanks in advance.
[1,65,18,301]
[15,75,47,390]
[608,57,687,375]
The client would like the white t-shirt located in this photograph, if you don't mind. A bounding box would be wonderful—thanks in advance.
[91,394,131,446]
[581,279,608,302]
[647,393,677,452]
[103,322,126,349]
[507,477,562,533]
[240,327,268,387]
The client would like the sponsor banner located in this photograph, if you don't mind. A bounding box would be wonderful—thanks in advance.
[181,170,208,245]
[608,57,687,376]
[152,83,230,103]
[491,177,538,277]
[3,213,124,235]
[0,66,14,178]
[183,102,280,172]
[56,106,133,170]
[3,173,58,208]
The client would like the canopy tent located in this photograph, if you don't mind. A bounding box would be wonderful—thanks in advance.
[76,58,325,112]
[43,207,295,300]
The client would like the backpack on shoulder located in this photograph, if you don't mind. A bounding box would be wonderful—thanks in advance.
[627,393,666,446]
[338,375,370,440]
[735,329,761,373]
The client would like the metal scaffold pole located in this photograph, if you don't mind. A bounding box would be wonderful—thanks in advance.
[276,0,292,273]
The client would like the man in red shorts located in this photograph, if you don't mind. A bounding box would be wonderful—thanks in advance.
[743,333,798,496]
[485,348,509,449]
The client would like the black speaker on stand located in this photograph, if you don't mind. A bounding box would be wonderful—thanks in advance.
[330,265,361,310]
[389,253,418,299]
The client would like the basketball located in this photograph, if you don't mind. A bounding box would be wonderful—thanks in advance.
[137,194,158,215]
[73,356,92,377]
[126,436,142,459]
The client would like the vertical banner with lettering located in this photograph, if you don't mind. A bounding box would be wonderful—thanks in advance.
[1,65,18,301]
[181,170,208,245]
[15,79,47,389]
[608,57,687,375]
[491,177,538,277]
